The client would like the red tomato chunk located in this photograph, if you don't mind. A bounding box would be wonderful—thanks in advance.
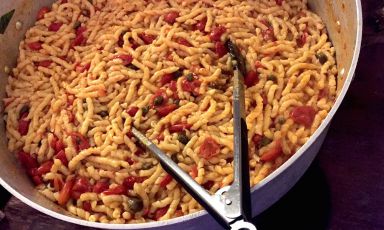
[28,42,42,51]
[156,104,177,117]
[159,174,173,187]
[215,41,227,58]
[164,11,179,24]
[199,137,220,159]
[70,132,90,152]
[209,25,226,42]
[37,7,50,20]
[37,160,53,175]
[48,22,63,32]
[58,177,75,205]
[260,140,283,162]
[244,70,259,88]
[169,122,192,133]
[114,54,133,66]
[290,106,316,127]
[71,177,92,199]
[55,150,68,166]
[155,206,169,220]
[127,106,139,117]
[93,179,110,193]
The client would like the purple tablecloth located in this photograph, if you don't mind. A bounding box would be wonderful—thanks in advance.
[1,0,384,229]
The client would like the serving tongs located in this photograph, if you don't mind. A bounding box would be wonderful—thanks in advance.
[131,40,257,230]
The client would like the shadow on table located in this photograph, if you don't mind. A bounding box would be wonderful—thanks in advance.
[252,160,332,230]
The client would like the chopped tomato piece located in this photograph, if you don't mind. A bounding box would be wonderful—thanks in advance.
[164,11,179,24]
[127,106,139,117]
[60,0,68,3]
[202,180,214,190]
[254,61,263,69]
[199,137,220,159]
[169,122,192,133]
[209,25,226,42]
[18,117,30,136]
[17,151,38,170]
[195,18,207,32]
[37,160,53,175]
[55,150,68,166]
[244,70,259,88]
[169,80,177,92]
[156,104,177,117]
[93,179,110,193]
[67,111,75,124]
[276,0,283,5]
[36,60,52,67]
[48,22,63,32]
[76,26,87,36]
[181,77,200,95]
[139,33,156,44]
[28,42,42,51]
[71,33,86,47]
[262,28,276,42]
[50,135,65,154]
[290,106,316,127]
[82,201,92,212]
[190,165,198,178]
[53,177,64,191]
[129,37,140,49]
[161,73,173,85]
[103,185,126,195]
[156,132,165,142]
[260,140,283,162]
[69,132,90,152]
[176,37,192,47]
[75,62,90,73]
[125,157,135,165]
[58,177,75,205]
[32,175,43,185]
[37,7,50,20]
[154,206,169,220]
[252,134,263,147]
[296,32,307,47]
[123,176,146,190]
[71,177,92,199]
[215,41,227,58]
[114,54,133,66]
[159,174,173,188]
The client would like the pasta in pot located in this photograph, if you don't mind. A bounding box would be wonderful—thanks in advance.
[4,0,337,223]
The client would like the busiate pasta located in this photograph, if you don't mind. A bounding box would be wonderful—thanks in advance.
[4,0,338,224]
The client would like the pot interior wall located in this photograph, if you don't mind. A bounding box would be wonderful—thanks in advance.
[0,0,361,229]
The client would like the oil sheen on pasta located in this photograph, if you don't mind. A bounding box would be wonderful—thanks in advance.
[4,0,338,224]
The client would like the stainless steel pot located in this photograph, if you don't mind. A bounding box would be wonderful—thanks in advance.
[0,1,362,229]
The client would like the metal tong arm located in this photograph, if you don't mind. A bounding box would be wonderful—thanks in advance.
[131,128,232,229]
[223,40,252,222]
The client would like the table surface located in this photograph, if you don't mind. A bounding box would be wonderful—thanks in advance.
[1,1,384,229]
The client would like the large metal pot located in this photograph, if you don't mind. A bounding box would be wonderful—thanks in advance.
[0,1,362,229]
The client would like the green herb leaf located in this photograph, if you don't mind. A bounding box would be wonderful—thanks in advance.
[0,9,15,34]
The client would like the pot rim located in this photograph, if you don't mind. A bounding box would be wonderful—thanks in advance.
[0,0,363,228]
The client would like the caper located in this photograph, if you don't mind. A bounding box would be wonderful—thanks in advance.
[277,117,286,125]
[172,68,184,79]
[19,104,29,118]
[171,154,179,163]
[178,132,189,145]
[315,52,328,65]
[267,75,277,83]
[98,111,108,117]
[260,136,272,147]
[173,99,180,106]
[153,96,164,106]
[127,197,143,212]
[142,106,150,115]
[186,73,194,82]
[142,162,152,170]
[73,21,81,29]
